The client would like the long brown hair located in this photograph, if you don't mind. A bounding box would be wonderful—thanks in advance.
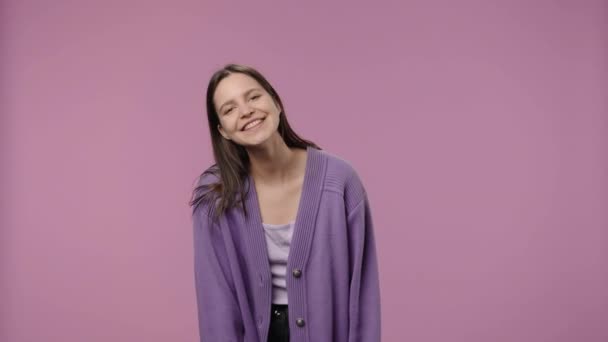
[189,63,320,222]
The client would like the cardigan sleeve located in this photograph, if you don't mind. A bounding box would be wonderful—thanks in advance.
[192,206,243,341]
[347,193,382,342]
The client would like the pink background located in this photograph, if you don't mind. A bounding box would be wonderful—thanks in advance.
[2,1,607,341]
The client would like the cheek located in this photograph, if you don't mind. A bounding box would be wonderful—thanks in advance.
[260,98,279,111]
[219,117,237,132]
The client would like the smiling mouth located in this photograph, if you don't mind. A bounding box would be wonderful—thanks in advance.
[242,118,265,131]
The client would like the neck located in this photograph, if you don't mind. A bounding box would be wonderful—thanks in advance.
[246,140,305,185]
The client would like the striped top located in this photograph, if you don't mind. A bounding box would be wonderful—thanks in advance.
[262,220,295,304]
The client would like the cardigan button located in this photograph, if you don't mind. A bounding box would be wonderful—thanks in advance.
[296,318,305,327]
[292,268,302,278]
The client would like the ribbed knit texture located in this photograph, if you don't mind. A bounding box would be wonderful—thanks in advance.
[192,146,381,342]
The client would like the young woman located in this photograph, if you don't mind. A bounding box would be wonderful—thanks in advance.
[190,63,381,342]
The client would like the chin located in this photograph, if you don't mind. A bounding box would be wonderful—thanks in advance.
[241,131,281,148]
[237,134,269,146]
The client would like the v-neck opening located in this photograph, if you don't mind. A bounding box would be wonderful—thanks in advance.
[239,145,327,325]
[247,146,312,231]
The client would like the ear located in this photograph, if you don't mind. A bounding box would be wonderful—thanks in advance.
[272,100,282,114]
[217,124,231,140]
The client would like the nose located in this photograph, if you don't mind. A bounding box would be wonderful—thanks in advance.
[238,102,255,116]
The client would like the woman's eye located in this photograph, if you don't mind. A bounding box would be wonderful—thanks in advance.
[250,95,261,100]
[224,108,233,115]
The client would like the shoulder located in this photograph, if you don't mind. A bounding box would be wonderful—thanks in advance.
[192,164,222,218]
[195,164,221,187]
[317,148,367,210]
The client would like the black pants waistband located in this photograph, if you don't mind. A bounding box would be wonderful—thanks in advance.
[268,304,289,341]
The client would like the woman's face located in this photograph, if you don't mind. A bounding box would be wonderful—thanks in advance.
[213,73,282,147]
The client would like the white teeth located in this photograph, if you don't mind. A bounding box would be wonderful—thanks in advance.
[243,119,263,131]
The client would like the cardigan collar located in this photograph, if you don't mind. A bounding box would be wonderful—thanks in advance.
[241,145,328,285]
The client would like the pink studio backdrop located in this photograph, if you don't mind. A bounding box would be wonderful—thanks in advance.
[2,1,607,341]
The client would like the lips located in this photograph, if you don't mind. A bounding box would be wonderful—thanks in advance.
[241,118,265,131]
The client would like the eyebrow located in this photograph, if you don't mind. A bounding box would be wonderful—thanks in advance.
[218,88,262,112]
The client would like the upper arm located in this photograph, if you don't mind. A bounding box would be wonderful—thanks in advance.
[192,206,243,340]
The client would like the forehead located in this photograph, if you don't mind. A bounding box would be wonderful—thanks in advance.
[214,73,263,105]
